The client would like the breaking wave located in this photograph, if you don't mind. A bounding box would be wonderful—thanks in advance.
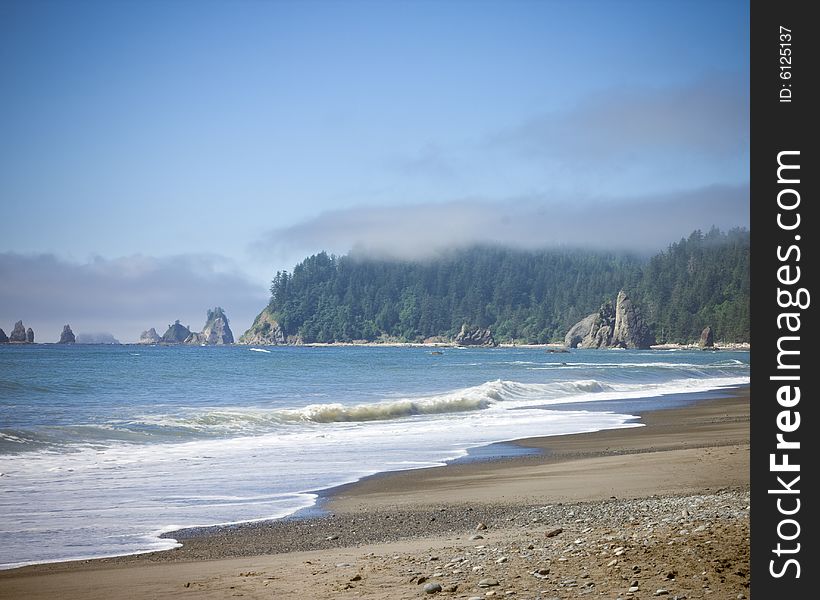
[128,379,616,434]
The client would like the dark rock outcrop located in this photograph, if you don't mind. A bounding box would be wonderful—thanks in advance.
[58,324,76,344]
[161,320,192,344]
[26,327,35,343]
[612,291,654,349]
[565,291,654,349]
[454,324,497,347]
[568,302,617,349]
[138,328,162,344]
[564,313,601,349]
[239,307,288,345]
[0,328,8,343]
[699,326,715,348]
[9,321,28,343]
[185,307,234,345]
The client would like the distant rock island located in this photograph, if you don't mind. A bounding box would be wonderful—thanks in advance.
[58,324,76,344]
[1,320,35,344]
[141,308,234,345]
[565,290,655,349]
[185,307,234,345]
[138,328,162,344]
[161,320,192,343]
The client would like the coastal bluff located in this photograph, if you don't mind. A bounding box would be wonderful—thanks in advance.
[565,290,654,349]
[238,307,289,345]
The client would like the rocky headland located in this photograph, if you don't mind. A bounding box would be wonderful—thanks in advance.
[239,307,290,345]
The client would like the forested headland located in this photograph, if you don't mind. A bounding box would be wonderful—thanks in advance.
[246,228,749,345]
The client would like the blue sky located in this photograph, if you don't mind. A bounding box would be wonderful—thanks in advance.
[0,0,749,341]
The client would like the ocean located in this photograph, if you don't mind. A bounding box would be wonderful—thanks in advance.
[0,344,749,569]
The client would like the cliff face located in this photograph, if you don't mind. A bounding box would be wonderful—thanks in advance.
[565,291,654,349]
[58,324,76,344]
[238,307,288,345]
[185,307,234,345]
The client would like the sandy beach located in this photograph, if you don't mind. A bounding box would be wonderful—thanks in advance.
[0,389,749,600]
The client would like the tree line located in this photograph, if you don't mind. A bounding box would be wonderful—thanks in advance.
[263,228,749,344]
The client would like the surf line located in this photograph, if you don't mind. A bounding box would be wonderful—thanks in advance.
[768,149,807,579]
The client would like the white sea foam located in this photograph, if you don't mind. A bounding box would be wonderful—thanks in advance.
[249,348,272,353]
[125,375,746,434]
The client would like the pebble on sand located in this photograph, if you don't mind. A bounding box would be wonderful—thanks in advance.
[423,582,442,594]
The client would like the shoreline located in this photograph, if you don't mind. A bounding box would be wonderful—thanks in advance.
[322,386,749,513]
[118,385,748,551]
[0,387,749,599]
[4,341,752,350]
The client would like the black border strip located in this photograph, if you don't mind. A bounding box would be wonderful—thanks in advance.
[751,0,815,595]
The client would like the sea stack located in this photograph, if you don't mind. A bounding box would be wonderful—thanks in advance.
[58,324,76,344]
[9,321,28,343]
[564,290,654,349]
[161,320,192,344]
[699,325,715,349]
[0,328,8,343]
[26,327,35,343]
[138,328,162,344]
[185,307,234,345]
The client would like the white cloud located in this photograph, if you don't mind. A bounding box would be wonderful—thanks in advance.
[0,253,268,343]
[490,76,749,163]
[252,184,749,262]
